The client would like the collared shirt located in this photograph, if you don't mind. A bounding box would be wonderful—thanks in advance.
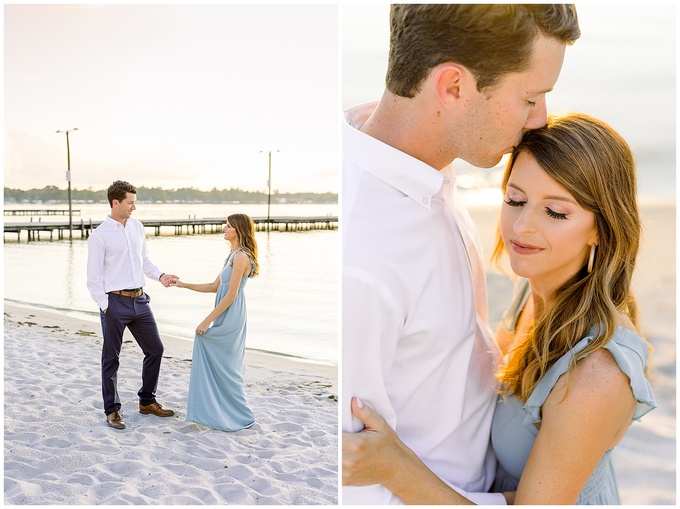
[342,102,504,505]
[86,215,163,311]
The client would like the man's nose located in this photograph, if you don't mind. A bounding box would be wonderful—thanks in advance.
[523,96,548,131]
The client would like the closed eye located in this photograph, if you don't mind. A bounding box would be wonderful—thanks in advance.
[545,207,567,220]
[504,198,526,207]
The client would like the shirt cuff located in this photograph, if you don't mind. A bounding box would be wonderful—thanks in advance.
[465,492,508,505]
[97,296,109,311]
[449,484,507,505]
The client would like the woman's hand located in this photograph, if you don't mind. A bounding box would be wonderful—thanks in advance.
[169,278,185,288]
[160,273,179,287]
[196,319,211,335]
[342,398,413,487]
[343,398,477,505]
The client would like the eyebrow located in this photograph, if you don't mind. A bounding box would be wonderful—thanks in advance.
[528,86,554,97]
[507,182,578,205]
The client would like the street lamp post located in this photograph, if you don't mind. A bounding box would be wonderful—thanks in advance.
[260,149,279,227]
[56,128,78,238]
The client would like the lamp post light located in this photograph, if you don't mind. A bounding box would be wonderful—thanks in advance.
[260,149,279,227]
[56,127,78,238]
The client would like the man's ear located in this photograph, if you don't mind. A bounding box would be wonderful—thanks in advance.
[432,63,474,108]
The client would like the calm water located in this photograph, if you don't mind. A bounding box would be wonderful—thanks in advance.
[3,203,339,365]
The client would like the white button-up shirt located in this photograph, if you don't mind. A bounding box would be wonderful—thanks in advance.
[342,102,503,505]
[86,215,163,311]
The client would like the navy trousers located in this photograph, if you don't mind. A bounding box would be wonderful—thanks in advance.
[99,292,164,415]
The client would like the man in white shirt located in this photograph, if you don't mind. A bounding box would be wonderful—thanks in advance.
[87,180,179,430]
[342,5,580,504]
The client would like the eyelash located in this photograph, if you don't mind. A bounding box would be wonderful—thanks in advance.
[504,197,525,208]
[545,208,567,220]
[504,198,568,220]
[527,100,536,108]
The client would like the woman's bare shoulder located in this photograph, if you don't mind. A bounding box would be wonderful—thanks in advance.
[548,346,634,421]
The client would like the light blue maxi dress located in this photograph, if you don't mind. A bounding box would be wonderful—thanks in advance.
[491,279,657,503]
[186,249,255,431]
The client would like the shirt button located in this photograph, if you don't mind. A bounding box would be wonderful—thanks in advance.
[422,196,430,205]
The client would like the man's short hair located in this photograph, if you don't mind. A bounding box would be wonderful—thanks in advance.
[386,4,581,98]
[107,180,137,207]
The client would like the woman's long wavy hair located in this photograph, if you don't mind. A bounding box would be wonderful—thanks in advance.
[228,213,259,278]
[492,113,644,402]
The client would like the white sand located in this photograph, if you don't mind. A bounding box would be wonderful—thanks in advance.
[4,301,338,505]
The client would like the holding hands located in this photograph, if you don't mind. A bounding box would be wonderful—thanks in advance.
[160,273,179,287]
[167,278,186,288]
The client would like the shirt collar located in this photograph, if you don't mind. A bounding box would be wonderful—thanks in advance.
[344,102,445,210]
[105,215,125,228]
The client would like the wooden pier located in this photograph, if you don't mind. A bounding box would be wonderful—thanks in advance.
[4,209,81,216]
[3,216,338,242]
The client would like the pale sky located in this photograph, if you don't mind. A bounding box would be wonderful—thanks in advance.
[4,4,339,193]
[4,3,676,197]
[342,3,676,199]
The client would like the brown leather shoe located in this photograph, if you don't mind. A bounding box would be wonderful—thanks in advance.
[139,402,175,417]
[106,410,126,430]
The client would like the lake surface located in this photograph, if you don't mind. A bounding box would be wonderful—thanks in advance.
[3,203,339,365]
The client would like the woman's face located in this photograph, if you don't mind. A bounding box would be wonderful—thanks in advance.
[223,222,237,242]
[500,151,598,294]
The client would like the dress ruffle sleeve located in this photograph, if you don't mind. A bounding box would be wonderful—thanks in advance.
[523,326,657,426]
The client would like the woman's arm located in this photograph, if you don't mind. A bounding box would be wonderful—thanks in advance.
[513,348,636,504]
[173,274,221,293]
[343,398,497,505]
[343,347,635,505]
[195,252,250,334]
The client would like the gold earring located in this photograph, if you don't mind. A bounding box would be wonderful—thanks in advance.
[587,244,597,273]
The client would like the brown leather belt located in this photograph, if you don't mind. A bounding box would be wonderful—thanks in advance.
[109,288,143,298]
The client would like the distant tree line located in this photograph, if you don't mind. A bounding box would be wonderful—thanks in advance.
[4,186,337,205]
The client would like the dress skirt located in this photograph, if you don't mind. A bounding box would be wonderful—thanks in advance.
[186,254,255,431]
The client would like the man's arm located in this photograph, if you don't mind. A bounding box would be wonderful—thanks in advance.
[86,235,109,311]
[137,222,175,284]
[342,268,507,506]
[342,268,402,504]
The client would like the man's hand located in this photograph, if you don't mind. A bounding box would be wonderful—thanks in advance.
[160,273,179,287]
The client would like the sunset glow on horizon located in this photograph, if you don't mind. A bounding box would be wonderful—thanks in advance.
[5,4,339,194]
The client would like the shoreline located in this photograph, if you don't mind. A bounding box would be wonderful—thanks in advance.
[3,300,337,381]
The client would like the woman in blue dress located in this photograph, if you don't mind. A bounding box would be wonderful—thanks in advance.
[342,113,656,504]
[172,213,259,431]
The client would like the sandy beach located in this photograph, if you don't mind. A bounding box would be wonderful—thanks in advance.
[4,301,338,505]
